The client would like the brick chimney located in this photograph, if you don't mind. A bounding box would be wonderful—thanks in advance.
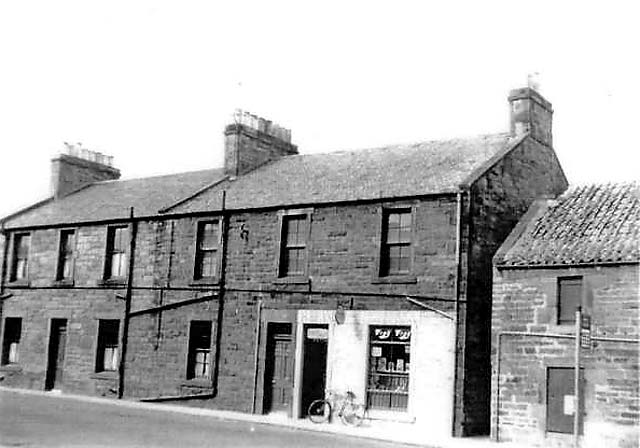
[224,110,298,177]
[51,143,121,199]
[508,87,553,146]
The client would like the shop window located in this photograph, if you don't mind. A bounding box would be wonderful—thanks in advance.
[558,277,582,325]
[95,320,119,372]
[187,321,212,380]
[380,209,412,276]
[57,229,75,281]
[104,226,128,280]
[194,221,220,280]
[1,318,22,365]
[367,325,411,411]
[10,233,30,281]
[279,214,308,277]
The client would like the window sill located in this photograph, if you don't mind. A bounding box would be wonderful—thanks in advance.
[6,280,30,288]
[90,371,118,380]
[181,378,214,389]
[99,278,127,288]
[52,279,75,287]
[372,275,417,285]
[0,364,23,372]
[189,278,221,287]
[273,276,310,285]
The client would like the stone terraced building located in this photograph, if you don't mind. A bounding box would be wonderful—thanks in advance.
[492,182,639,447]
[0,87,567,440]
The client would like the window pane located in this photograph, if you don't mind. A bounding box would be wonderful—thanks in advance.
[188,321,212,379]
[96,320,119,373]
[280,215,307,277]
[61,257,73,279]
[2,318,21,365]
[114,227,128,252]
[199,250,217,278]
[17,235,30,258]
[15,259,28,280]
[368,326,410,411]
[200,222,219,249]
[111,253,127,278]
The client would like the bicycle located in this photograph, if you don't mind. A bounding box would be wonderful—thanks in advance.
[307,390,366,426]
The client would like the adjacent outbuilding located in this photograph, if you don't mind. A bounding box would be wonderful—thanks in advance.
[492,182,640,447]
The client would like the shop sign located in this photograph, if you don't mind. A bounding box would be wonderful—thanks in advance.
[372,326,411,342]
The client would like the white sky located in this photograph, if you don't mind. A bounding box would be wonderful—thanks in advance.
[1,1,638,218]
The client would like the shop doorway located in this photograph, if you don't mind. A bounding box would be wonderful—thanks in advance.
[301,324,328,416]
[263,323,293,414]
[45,319,67,391]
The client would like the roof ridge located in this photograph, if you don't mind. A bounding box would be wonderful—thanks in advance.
[274,132,513,160]
[94,167,222,185]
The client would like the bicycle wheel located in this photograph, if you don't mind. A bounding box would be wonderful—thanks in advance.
[340,403,365,427]
[307,399,331,424]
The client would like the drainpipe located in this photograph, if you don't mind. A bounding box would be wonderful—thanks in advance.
[117,207,137,399]
[212,191,228,394]
[251,298,264,413]
[0,225,8,345]
[451,190,465,435]
[0,224,7,297]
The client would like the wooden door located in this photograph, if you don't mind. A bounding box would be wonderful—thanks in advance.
[547,367,583,434]
[263,323,293,414]
[45,319,67,391]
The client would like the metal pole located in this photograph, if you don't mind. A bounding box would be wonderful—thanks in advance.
[118,207,137,399]
[251,298,263,414]
[574,307,581,448]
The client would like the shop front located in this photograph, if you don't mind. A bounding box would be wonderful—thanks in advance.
[289,309,456,439]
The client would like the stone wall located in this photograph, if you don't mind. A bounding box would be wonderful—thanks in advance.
[457,137,567,435]
[491,264,639,448]
[0,196,460,413]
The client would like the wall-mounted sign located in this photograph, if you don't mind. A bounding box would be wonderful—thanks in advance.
[372,326,411,342]
[306,327,328,340]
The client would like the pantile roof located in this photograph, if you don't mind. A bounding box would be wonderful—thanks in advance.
[2,133,520,228]
[497,182,640,267]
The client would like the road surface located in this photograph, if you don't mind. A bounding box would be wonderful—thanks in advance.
[0,389,411,447]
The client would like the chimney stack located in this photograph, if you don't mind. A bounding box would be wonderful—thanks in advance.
[508,86,553,146]
[51,143,120,199]
[224,110,298,177]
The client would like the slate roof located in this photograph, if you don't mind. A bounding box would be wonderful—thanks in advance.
[167,133,517,213]
[2,133,519,228]
[3,169,224,228]
[497,182,640,267]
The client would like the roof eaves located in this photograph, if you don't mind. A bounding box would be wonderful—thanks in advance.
[459,133,528,189]
[159,175,230,213]
[493,198,554,267]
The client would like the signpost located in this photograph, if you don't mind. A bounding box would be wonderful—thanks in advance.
[574,307,592,448]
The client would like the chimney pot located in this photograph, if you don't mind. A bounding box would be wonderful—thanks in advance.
[508,86,553,146]
[224,110,297,177]
[51,143,120,199]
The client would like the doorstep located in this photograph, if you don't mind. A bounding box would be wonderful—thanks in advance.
[0,386,521,448]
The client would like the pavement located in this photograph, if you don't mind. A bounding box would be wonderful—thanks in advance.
[0,386,523,448]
